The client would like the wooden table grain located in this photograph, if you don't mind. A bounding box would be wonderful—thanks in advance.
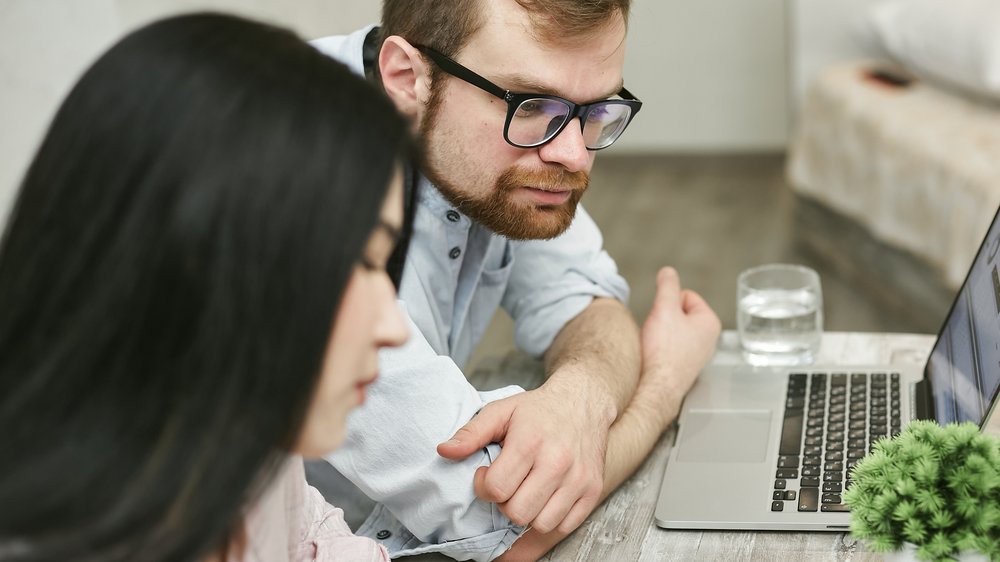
[412,331,999,561]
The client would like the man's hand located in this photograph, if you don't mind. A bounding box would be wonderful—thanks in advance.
[635,266,721,426]
[493,267,721,562]
[436,380,615,534]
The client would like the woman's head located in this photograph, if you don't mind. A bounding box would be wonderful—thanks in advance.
[0,12,411,561]
[297,167,409,457]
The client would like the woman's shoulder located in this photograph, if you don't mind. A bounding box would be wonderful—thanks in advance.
[238,457,389,562]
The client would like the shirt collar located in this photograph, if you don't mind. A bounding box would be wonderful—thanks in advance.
[417,174,468,224]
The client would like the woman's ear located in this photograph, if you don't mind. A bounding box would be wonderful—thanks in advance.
[378,36,432,120]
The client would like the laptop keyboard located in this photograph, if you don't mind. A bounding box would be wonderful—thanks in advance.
[770,372,903,513]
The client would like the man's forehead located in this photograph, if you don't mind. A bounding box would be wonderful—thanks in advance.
[460,5,627,101]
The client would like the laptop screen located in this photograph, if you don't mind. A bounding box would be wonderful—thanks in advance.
[925,208,1000,426]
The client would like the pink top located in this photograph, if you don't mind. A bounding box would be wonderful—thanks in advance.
[230,457,389,562]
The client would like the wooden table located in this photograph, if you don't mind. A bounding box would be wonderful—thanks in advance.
[415,331,999,561]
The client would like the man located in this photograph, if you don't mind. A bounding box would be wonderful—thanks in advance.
[308,1,721,560]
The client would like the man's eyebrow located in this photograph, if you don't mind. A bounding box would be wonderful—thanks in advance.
[495,74,625,102]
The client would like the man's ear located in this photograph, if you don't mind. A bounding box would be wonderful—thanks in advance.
[379,36,432,120]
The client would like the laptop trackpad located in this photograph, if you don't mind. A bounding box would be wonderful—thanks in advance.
[676,410,772,463]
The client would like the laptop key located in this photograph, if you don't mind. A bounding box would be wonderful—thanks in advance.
[821,504,850,512]
[778,410,805,456]
[773,490,785,500]
[798,488,819,512]
[801,467,819,477]
[800,477,820,488]
[774,479,786,490]
[776,469,798,479]
[824,462,843,471]
[822,493,842,503]
[771,501,784,512]
[802,456,821,466]
[823,482,842,493]
[777,455,799,468]
[784,490,797,501]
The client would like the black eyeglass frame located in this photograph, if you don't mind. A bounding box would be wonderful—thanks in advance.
[415,45,642,150]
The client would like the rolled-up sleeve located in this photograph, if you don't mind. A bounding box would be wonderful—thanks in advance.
[324,306,525,561]
[502,204,629,358]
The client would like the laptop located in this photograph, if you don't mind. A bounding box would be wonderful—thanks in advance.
[654,206,1000,531]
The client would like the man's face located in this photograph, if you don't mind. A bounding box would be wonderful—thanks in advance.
[419,0,627,240]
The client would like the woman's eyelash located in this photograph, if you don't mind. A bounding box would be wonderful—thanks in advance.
[359,257,379,271]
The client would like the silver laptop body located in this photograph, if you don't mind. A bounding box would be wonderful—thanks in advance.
[655,207,1000,531]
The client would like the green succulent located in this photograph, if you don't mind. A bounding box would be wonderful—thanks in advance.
[843,420,1000,561]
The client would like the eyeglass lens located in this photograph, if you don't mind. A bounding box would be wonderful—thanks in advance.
[508,98,634,149]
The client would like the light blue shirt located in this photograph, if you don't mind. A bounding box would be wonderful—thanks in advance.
[309,26,629,561]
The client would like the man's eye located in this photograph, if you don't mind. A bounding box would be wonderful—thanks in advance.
[587,106,610,122]
[515,101,543,117]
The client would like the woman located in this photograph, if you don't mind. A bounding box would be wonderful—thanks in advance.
[0,13,412,562]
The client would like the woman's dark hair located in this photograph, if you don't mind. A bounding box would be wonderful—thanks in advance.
[0,12,412,562]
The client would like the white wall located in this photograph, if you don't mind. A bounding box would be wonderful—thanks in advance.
[619,0,789,153]
[788,0,882,113]
[0,0,791,222]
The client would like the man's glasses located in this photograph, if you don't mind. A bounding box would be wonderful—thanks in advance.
[415,45,642,151]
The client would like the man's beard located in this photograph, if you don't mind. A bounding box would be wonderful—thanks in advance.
[419,86,589,240]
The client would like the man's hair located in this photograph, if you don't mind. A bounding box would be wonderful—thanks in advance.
[380,0,631,56]
[0,13,411,562]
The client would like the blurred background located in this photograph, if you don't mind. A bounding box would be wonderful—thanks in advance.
[3,0,998,364]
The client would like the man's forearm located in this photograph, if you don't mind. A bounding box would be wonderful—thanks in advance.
[497,378,681,561]
[543,297,640,417]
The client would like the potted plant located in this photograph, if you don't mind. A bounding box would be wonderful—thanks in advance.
[843,420,1000,561]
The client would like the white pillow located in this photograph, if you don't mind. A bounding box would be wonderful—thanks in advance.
[868,0,1000,100]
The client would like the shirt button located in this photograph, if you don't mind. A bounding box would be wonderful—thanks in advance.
[376,530,392,540]
[446,210,460,222]
[449,247,461,260]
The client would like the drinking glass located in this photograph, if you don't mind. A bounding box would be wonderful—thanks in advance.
[737,263,823,366]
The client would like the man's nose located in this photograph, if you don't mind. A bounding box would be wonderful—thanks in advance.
[537,118,591,172]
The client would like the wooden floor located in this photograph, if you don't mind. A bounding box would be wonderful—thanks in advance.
[469,153,954,370]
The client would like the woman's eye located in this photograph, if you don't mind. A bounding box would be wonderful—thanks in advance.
[359,258,380,272]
